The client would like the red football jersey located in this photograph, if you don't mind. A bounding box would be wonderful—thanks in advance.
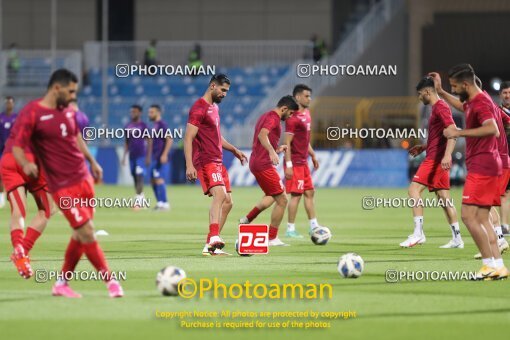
[425,100,455,162]
[249,111,281,173]
[463,93,502,176]
[285,109,311,165]
[188,98,223,168]
[13,99,89,192]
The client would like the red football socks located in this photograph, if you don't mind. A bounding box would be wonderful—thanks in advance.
[246,207,261,222]
[61,238,84,278]
[207,223,220,243]
[82,241,111,281]
[23,227,42,253]
[10,229,23,248]
[269,225,279,240]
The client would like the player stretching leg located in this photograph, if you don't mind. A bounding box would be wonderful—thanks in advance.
[242,96,298,246]
[433,64,508,280]
[13,69,124,297]
[183,74,247,256]
[122,105,151,209]
[283,84,322,238]
[400,76,463,248]
[148,105,172,211]
[1,117,53,278]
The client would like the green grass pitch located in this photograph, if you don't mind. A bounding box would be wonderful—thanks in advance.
[1,184,509,340]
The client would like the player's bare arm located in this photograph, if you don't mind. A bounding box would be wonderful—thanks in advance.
[121,140,129,166]
[428,72,464,112]
[408,144,426,157]
[12,145,38,178]
[258,128,279,165]
[444,119,499,139]
[77,132,103,181]
[184,123,199,181]
[160,136,173,164]
[221,136,247,165]
[145,137,153,166]
[441,124,457,170]
[284,132,294,179]
[308,144,319,169]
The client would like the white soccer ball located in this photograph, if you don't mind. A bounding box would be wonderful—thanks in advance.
[310,226,332,245]
[337,253,364,278]
[156,266,186,296]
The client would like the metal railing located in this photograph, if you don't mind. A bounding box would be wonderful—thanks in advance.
[83,40,313,70]
[243,0,404,129]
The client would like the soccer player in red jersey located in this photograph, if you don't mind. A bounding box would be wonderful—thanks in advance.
[499,82,510,236]
[184,74,247,256]
[282,84,322,238]
[431,64,508,279]
[240,95,298,246]
[400,76,462,249]
[13,69,124,297]
[1,114,54,279]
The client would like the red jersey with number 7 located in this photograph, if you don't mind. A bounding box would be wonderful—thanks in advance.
[285,109,311,165]
[13,99,89,192]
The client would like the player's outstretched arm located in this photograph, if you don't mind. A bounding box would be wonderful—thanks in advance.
[145,137,153,166]
[122,140,129,166]
[444,119,499,139]
[258,128,279,166]
[428,72,464,112]
[184,123,199,181]
[77,132,103,181]
[221,136,247,165]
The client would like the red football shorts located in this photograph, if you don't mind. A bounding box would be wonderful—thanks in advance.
[462,173,500,207]
[412,158,450,192]
[253,167,285,196]
[0,152,48,193]
[197,162,231,196]
[285,164,314,195]
[53,176,95,228]
[499,168,510,196]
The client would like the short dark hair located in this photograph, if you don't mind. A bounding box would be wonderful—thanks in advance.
[5,96,14,101]
[150,104,161,112]
[277,95,299,111]
[500,81,510,93]
[416,76,435,91]
[293,84,312,97]
[131,104,142,111]
[47,68,78,88]
[448,63,475,83]
[210,74,231,86]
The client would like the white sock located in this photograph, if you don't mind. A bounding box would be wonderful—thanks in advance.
[413,216,423,236]
[482,258,495,267]
[450,222,461,240]
[495,226,503,239]
[287,223,295,232]
[56,279,67,286]
[494,258,504,269]
[309,218,319,230]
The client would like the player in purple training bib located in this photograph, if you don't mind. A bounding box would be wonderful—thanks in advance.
[0,96,17,208]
